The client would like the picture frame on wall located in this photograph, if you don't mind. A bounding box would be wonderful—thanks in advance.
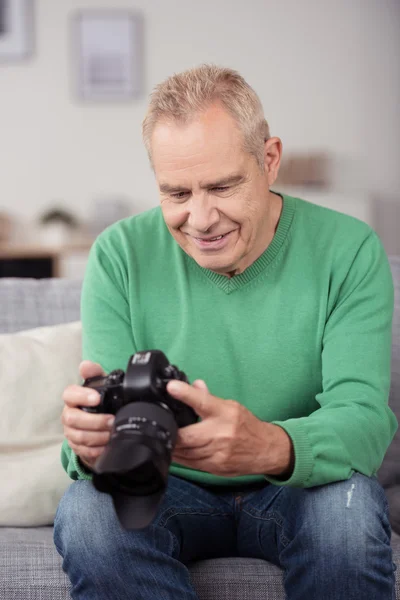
[0,0,34,61]
[72,10,144,102]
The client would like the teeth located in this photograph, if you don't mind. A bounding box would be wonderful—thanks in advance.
[195,234,225,242]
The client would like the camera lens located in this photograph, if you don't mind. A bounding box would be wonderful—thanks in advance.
[92,402,178,528]
[105,463,164,497]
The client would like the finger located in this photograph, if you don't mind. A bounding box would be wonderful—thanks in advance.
[174,442,215,460]
[175,419,211,449]
[62,385,101,409]
[62,407,115,431]
[192,379,209,392]
[79,360,106,380]
[64,427,111,448]
[68,443,106,462]
[167,380,221,417]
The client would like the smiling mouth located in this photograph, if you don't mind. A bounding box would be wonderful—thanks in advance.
[195,234,225,241]
[185,230,235,251]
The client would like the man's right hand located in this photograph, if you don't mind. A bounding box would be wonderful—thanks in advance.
[62,361,115,471]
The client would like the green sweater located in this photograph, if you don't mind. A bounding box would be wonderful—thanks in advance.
[61,193,397,488]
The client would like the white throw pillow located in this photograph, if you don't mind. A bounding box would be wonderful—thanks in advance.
[0,321,82,526]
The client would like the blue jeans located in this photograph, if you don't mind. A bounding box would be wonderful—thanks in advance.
[53,472,396,599]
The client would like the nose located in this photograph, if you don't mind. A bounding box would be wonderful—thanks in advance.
[187,193,220,233]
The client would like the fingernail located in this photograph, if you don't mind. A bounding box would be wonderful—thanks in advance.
[167,381,181,393]
[107,417,115,427]
[88,393,99,403]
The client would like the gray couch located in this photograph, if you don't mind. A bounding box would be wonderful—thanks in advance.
[0,261,399,599]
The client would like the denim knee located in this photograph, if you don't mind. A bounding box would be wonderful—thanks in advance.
[53,481,200,599]
[282,473,393,567]
[54,481,124,559]
[54,480,176,565]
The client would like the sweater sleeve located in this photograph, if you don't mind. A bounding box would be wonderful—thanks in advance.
[61,235,136,481]
[265,230,398,488]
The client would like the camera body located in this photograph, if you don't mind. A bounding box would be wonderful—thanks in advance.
[80,350,198,529]
[82,350,196,428]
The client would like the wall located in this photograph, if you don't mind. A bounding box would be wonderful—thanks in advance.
[0,0,399,243]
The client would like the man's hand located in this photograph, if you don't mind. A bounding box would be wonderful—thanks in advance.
[62,361,115,471]
[167,379,294,478]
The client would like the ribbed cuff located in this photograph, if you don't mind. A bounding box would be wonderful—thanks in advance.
[264,419,314,487]
[71,451,94,481]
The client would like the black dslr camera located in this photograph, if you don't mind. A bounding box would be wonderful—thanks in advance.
[81,350,197,530]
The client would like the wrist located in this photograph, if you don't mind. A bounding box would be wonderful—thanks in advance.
[264,424,295,478]
[78,455,94,473]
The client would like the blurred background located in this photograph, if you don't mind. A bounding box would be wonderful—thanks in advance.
[0,0,399,278]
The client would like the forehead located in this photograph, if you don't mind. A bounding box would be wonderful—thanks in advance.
[151,104,248,182]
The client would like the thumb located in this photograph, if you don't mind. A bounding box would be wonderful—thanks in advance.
[167,378,220,418]
[79,360,106,381]
[192,379,209,392]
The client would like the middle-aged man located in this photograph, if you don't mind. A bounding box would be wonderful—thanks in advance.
[55,64,398,599]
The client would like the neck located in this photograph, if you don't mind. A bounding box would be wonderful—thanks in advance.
[222,191,283,278]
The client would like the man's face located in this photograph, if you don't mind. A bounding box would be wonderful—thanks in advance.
[152,103,280,276]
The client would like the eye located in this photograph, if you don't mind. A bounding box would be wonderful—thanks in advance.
[171,191,189,200]
[211,186,229,193]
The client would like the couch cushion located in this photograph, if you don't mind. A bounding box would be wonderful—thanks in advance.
[0,527,71,600]
[0,278,81,334]
[0,322,82,526]
[0,527,398,600]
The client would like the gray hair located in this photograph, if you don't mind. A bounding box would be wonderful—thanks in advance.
[142,64,270,169]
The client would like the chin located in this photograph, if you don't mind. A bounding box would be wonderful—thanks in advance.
[180,238,240,273]
[194,255,236,273]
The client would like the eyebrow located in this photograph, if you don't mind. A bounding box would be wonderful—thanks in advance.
[159,173,244,194]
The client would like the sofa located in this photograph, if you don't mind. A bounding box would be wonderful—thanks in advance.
[0,261,399,600]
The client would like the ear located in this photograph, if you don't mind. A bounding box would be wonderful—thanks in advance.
[263,137,283,186]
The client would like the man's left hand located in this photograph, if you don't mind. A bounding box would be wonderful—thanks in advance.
[167,379,294,478]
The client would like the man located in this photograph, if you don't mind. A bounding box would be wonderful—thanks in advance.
[55,64,397,599]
